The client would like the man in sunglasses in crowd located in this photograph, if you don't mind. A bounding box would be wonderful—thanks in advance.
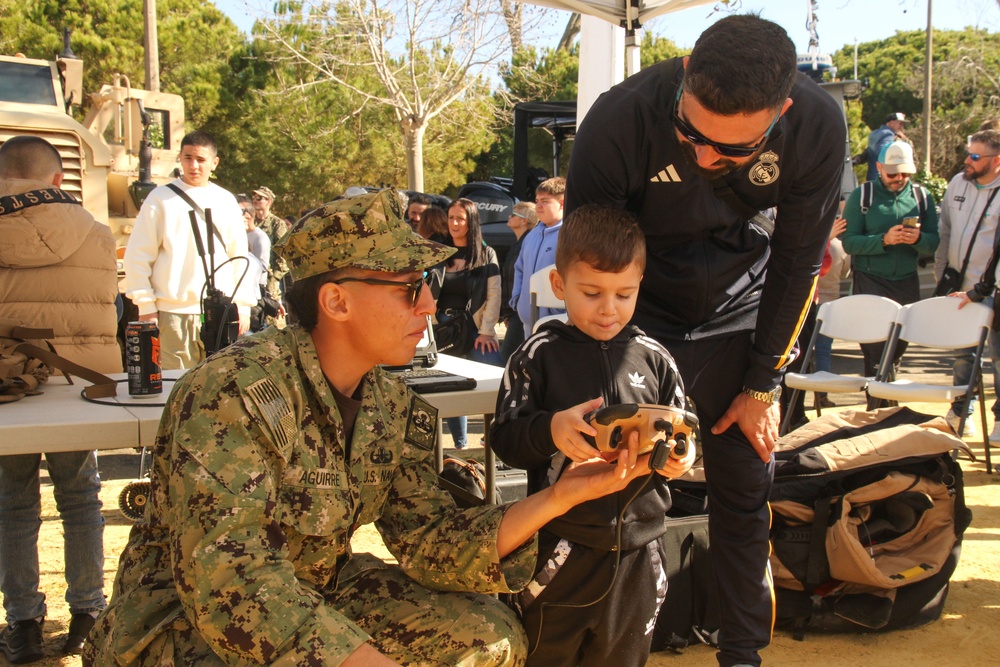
[85,189,652,666]
[935,129,1000,445]
[841,140,938,390]
[564,15,845,667]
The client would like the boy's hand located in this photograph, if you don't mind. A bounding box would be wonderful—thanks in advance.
[655,435,698,479]
[550,397,605,462]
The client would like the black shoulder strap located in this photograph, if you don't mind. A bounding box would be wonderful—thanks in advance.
[860,181,873,215]
[0,188,81,216]
[913,184,928,217]
[957,186,1000,280]
[166,183,225,248]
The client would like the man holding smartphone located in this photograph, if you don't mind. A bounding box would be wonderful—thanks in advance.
[842,140,939,383]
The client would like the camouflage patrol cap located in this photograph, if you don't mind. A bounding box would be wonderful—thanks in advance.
[253,186,276,200]
[276,188,455,281]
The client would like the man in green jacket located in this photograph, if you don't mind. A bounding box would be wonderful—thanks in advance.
[842,140,939,380]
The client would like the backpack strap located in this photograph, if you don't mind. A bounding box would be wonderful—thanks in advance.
[860,181,873,215]
[165,183,226,249]
[913,184,928,218]
[0,322,117,399]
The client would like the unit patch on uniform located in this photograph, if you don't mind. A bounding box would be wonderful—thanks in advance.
[749,150,780,186]
[405,394,438,451]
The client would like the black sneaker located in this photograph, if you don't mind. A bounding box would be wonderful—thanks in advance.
[0,619,44,664]
[62,613,96,655]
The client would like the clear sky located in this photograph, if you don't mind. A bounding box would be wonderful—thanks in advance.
[215,0,999,55]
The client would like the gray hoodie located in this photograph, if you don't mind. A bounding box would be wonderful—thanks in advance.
[934,170,1000,292]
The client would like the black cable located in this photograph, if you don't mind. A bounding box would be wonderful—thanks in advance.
[528,472,655,657]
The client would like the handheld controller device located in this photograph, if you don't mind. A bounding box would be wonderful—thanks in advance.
[583,403,698,471]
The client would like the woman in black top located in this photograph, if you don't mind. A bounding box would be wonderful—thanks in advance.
[433,198,502,448]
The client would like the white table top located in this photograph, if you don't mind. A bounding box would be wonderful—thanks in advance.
[1,355,504,456]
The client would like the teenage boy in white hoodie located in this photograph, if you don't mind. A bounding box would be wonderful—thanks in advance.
[124,130,255,369]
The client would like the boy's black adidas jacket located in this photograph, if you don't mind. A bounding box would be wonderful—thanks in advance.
[491,320,686,551]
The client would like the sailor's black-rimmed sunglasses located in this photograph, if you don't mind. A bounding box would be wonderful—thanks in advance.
[332,274,427,307]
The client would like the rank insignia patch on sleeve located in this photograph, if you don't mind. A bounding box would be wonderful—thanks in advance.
[405,393,437,451]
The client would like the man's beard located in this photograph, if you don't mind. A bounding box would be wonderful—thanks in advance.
[964,163,989,182]
[679,139,742,178]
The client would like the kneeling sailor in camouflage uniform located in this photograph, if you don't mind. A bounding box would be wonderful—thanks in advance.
[84,189,651,666]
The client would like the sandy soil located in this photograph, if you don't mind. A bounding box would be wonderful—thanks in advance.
[22,416,1000,666]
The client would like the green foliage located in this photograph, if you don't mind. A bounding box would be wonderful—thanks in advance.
[208,2,497,213]
[831,28,1000,181]
[914,169,948,204]
[2,0,242,128]
[638,31,686,67]
[473,33,684,186]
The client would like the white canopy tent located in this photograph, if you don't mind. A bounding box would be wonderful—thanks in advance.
[522,1,719,120]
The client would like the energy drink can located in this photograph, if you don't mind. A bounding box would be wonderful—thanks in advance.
[125,321,162,397]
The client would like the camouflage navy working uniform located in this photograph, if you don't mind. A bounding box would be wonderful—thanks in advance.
[252,187,290,304]
[84,190,534,666]
[258,210,289,300]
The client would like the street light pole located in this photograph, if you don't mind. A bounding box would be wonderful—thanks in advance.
[143,0,160,93]
[923,0,933,173]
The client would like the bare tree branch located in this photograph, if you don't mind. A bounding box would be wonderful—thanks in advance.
[257,0,510,190]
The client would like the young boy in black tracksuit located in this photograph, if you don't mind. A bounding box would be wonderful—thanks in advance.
[490,204,695,667]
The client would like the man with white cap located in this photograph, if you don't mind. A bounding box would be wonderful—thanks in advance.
[842,139,938,384]
[866,112,909,182]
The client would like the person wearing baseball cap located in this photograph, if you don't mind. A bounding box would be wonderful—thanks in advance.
[85,188,651,667]
[842,139,938,386]
[865,112,910,182]
[251,185,290,324]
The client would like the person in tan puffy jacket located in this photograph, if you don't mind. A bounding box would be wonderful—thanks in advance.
[0,135,121,662]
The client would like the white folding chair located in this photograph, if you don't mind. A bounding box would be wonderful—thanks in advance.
[780,295,901,435]
[528,264,565,333]
[866,297,993,470]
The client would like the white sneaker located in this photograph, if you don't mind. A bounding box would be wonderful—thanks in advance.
[945,409,976,438]
[990,423,1000,443]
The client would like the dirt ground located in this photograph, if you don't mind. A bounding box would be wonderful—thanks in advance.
[22,401,1000,666]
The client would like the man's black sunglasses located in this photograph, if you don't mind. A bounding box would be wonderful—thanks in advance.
[332,274,427,307]
[966,151,999,161]
[672,84,781,158]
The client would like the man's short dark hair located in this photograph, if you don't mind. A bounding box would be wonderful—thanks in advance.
[556,204,646,274]
[284,268,352,331]
[685,15,796,115]
[408,193,431,209]
[0,135,62,180]
[971,129,1000,153]
[180,130,218,156]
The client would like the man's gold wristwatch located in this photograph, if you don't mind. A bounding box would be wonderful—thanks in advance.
[742,386,782,404]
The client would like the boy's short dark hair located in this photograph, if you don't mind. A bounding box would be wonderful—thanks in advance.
[536,176,566,198]
[556,204,646,274]
[180,130,218,156]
